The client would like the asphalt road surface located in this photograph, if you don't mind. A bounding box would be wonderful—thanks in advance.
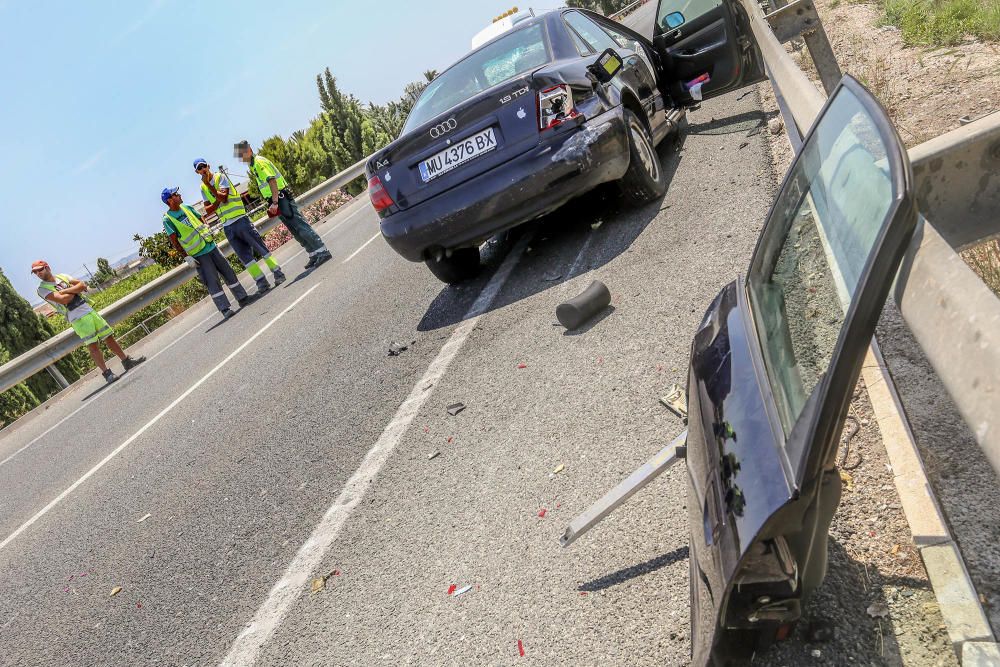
[0,5,957,666]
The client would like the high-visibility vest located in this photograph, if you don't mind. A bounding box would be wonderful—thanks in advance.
[201,172,247,224]
[250,155,288,199]
[38,273,88,318]
[165,204,214,256]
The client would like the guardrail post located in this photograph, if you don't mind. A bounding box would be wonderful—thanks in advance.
[45,364,70,390]
[765,0,842,94]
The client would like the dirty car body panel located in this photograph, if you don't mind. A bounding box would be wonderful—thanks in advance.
[685,76,917,664]
[366,9,675,263]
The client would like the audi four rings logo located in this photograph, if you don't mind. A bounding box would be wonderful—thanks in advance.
[429,118,457,138]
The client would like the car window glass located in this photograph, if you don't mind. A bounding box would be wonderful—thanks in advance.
[566,21,594,55]
[601,23,634,49]
[748,87,895,435]
[404,23,549,132]
[564,11,618,52]
[657,0,722,31]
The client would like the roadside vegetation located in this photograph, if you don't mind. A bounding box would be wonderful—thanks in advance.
[881,0,1000,46]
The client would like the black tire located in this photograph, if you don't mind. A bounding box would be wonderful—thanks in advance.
[618,109,667,204]
[425,247,481,284]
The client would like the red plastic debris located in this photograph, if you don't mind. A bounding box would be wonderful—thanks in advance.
[555,503,562,509]
[579,591,588,596]
[517,363,527,369]
[447,436,453,443]
[424,426,430,433]
[657,364,663,371]
[537,508,547,518]
[447,584,457,596]
[136,602,142,609]
[870,531,876,537]
[597,357,604,364]
[517,639,525,657]
[332,570,341,576]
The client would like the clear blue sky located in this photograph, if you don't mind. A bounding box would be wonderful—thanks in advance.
[0,0,536,301]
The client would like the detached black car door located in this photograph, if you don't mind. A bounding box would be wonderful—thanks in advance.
[685,76,917,665]
[651,0,766,105]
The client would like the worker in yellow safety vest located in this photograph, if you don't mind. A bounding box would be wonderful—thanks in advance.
[161,187,251,320]
[234,140,332,268]
[33,260,145,384]
[194,157,285,296]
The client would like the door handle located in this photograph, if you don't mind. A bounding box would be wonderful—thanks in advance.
[664,28,681,40]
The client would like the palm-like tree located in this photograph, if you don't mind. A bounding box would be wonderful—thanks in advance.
[423,69,438,82]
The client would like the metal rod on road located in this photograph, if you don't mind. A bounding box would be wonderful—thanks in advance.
[561,431,687,548]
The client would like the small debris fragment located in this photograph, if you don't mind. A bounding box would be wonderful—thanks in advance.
[840,470,854,491]
[387,342,409,356]
[423,426,430,433]
[447,403,466,416]
[552,464,565,475]
[110,587,122,597]
[518,639,525,657]
[890,544,900,555]
[867,602,890,618]
[330,570,341,577]
[447,584,457,595]
[806,620,835,642]
[590,220,603,230]
[137,513,151,523]
[447,436,453,444]
[768,117,784,135]
[428,450,441,460]
[311,578,325,594]
[453,584,472,597]
[659,384,688,418]
[538,508,547,518]
[579,591,588,596]
[517,363,527,369]
[738,140,749,150]
[980,593,988,605]
[136,602,142,609]
[542,272,562,282]
[811,649,822,658]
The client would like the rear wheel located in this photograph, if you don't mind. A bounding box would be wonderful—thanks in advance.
[619,109,667,204]
[425,247,481,284]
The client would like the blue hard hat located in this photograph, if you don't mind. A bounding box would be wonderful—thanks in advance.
[161,186,179,204]
[193,158,208,170]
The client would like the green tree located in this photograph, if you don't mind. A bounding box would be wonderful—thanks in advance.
[93,257,117,285]
[133,231,184,268]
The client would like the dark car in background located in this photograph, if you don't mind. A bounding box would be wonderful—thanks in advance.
[366,5,764,283]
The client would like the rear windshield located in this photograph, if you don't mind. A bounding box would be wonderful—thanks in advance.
[403,23,550,133]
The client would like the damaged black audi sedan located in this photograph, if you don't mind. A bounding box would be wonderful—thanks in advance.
[366,6,757,283]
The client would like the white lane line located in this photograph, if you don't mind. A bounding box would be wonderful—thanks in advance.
[220,231,535,666]
[341,232,381,264]
[0,310,217,469]
[0,283,324,553]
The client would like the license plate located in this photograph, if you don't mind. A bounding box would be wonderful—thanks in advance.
[418,127,497,182]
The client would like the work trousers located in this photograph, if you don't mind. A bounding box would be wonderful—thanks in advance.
[277,190,326,255]
[224,216,283,288]
[195,247,248,312]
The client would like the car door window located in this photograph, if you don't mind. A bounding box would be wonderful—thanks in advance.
[657,0,722,31]
[600,23,634,49]
[564,11,618,53]
[747,84,903,436]
[566,22,595,55]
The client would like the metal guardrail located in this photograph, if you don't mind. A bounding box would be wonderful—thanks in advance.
[0,157,368,396]
[741,0,1000,477]
[608,0,645,21]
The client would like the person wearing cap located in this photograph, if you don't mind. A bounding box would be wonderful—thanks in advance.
[234,141,332,269]
[161,187,251,319]
[32,261,145,384]
[194,158,285,296]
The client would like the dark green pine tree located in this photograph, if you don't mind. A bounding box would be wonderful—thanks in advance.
[0,267,82,425]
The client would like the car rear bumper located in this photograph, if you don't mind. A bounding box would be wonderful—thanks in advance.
[380,106,629,262]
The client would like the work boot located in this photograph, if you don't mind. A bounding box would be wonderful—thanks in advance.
[272,270,286,286]
[255,280,271,297]
[237,293,257,308]
[304,255,318,269]
[122,355,146,371]
[312,250,333,267]
[102,369,119,384]
[221,308,236,320]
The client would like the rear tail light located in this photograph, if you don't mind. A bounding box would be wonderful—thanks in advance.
[538,84,580,131]
[368,175,395,214]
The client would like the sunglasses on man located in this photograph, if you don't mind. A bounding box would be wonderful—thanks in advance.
[195,163,209,171]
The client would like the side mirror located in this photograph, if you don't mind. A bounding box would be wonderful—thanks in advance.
[587,48,623,84]
[664,11,685,29]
